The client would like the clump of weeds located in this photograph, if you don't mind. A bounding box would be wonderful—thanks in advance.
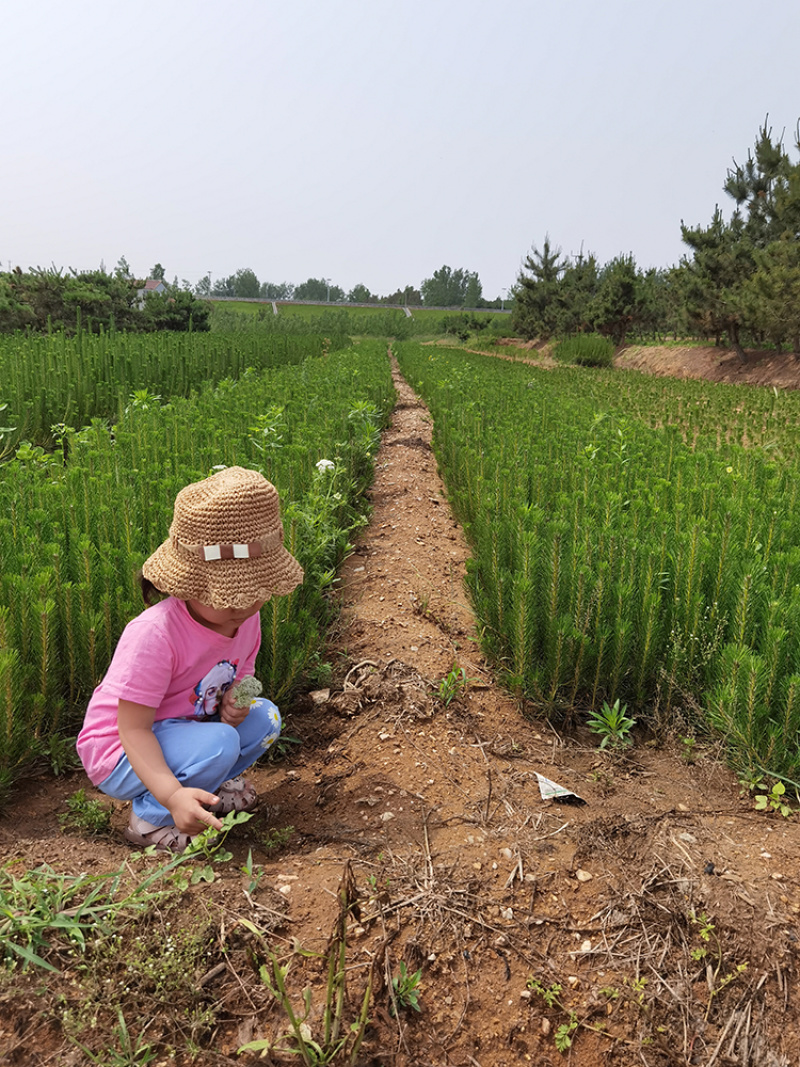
[527,975,620,1054]
[59,788,113,836]
[1,810,258,1060]
[240,860,372,1065]
[70,1005,157,1065]
[62,908,220,1060]
[257,823,296,853]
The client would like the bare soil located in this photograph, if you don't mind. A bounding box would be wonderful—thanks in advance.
[1,344,799,1066]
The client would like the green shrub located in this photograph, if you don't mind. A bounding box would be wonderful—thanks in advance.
[553,334,615,368]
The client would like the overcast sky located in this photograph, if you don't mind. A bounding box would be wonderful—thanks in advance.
[3,0,799,299]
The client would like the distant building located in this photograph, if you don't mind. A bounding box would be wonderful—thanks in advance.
[136,277,168,307]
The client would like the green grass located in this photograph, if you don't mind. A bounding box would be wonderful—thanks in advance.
[280,301,398,316]
[208,299,267,315]
[408,307,510,322]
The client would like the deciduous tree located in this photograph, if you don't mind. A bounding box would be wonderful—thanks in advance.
[260,281,294,300]
[421,265,481,307]
[233,268,261,299]
[294,277,344,301]
[347,283,375,303]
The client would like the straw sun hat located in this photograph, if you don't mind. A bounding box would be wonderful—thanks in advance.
[142,467,303,610]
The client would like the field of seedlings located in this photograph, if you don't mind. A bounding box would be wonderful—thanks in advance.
[396,341,800,787]
[1,327,799,1067]
[0,331,393,793]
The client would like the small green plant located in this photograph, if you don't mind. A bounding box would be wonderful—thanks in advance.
[59,789,113,836]
[738,769,766,794]
[680,735,698,764]
[526,978,562,1007]
[554,1013,579,1053]
[241,849,264,894]
[437,663,471,706]
[689,910,715,961]
[587,765,616,795]
[267,732,302,762]
[71,1006,156,1065]
[624,975,649,1005]
[39,733,81,776]
[177,810,253,883]
[390,961,422,1016]
[125,388,162,413]
[754,780,793,817]
[258,824,296,852]
[527,975,612,1053]
[587,699,636,750]
[689,909,749,1019]
[249,404,286,453]
[526,979,580,1052]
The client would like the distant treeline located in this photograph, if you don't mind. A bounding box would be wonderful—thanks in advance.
[206,265,504,309]
[513,121,800,357]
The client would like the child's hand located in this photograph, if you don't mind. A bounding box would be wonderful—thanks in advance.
[168,786,223,834]
[220,683,255,726]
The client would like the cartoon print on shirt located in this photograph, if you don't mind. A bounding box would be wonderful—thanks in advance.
[191,659,238,719]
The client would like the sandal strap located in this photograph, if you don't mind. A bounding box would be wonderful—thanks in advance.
[220,775,249,792]
[209,776,258,815]
[125,814,195,852]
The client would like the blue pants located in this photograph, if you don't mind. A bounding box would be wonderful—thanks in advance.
[97,698,281,826]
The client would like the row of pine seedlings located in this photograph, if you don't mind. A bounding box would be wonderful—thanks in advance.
[395,341,800,786]
[0,331,394,796]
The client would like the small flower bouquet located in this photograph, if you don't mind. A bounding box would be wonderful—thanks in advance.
[233,675,263,708]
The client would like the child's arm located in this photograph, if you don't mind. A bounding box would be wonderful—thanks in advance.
[117,700,224,834]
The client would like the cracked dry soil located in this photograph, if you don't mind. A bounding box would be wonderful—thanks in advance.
[1,355,799,1066]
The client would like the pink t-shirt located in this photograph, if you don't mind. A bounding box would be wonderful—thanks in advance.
[76,597,261,785]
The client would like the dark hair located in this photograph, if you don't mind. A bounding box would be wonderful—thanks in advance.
[137,568,166,607]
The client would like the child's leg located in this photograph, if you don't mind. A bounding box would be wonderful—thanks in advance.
[98,702,281,827]
[223,698,282,779]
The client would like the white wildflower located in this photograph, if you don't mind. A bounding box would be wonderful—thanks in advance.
[233,675,263,708]
[316,459,335,473]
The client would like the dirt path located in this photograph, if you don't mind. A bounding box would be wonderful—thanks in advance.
[1,355,799,1066]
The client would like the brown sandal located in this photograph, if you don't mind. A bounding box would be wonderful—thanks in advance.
[208,775,258,815]
[124,813,195,853]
